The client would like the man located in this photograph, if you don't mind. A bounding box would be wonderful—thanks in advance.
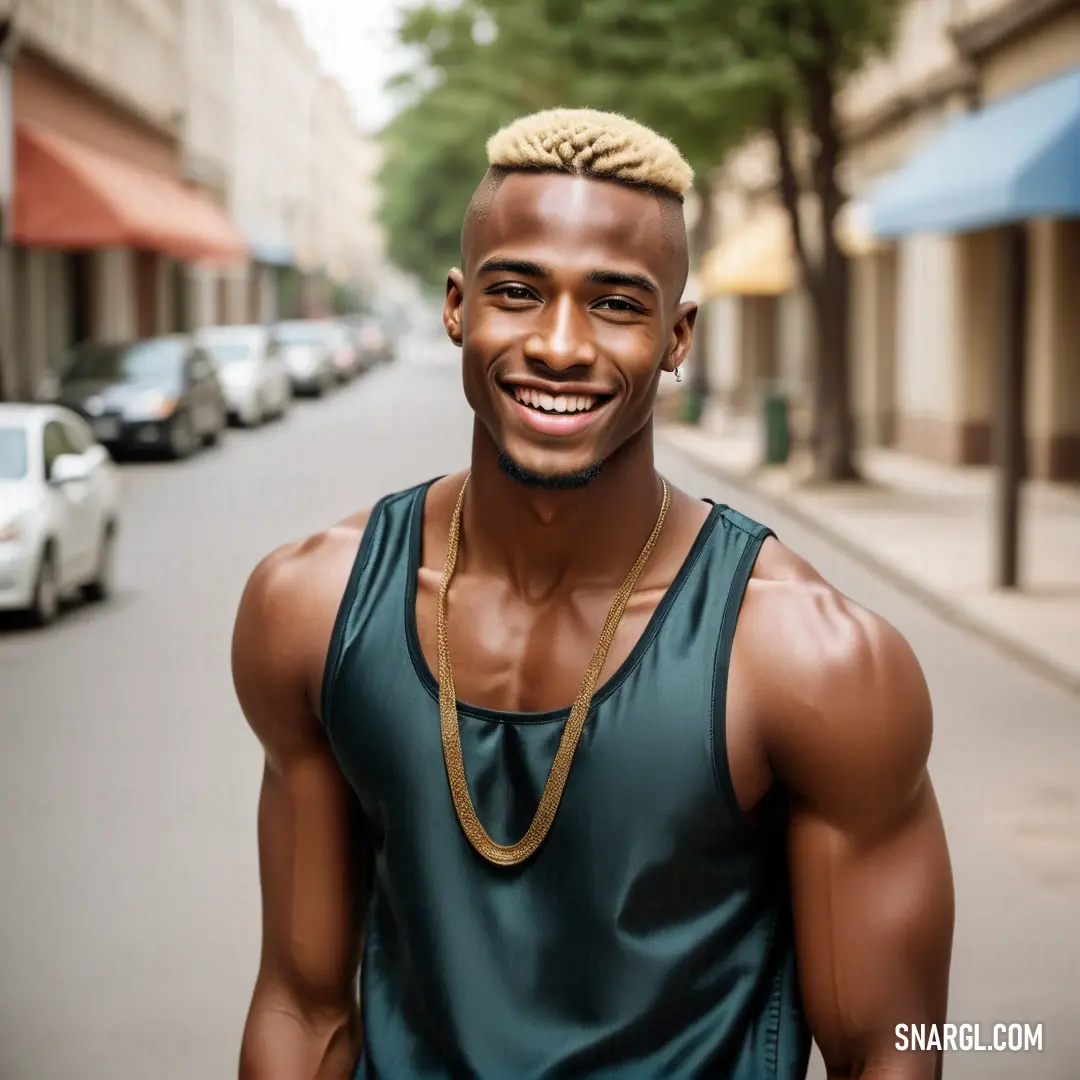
[233,109,954,1079]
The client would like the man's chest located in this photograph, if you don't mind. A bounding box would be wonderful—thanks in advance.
[413,568,670,714]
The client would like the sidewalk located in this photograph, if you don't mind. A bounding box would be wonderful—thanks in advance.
[659,406,1080,696]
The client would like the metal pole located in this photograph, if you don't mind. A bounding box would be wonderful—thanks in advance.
[993,223,1027,590]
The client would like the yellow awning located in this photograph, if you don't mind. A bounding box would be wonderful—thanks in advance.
[700,205,797,299]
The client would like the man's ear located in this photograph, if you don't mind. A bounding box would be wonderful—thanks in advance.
[662,301,698,372]
[444,269,465,348]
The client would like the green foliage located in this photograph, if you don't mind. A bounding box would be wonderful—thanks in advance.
[378,0,907,289]
[378,0,595,289]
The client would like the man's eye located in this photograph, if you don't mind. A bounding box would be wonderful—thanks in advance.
[595,297,643,313]
[495,286,535,302]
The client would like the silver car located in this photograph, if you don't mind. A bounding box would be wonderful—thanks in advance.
[273,320,340,398]
[195,325,293,427]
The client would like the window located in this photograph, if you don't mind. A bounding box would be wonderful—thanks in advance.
[63,338,188,385]
[59,416,93,455]
[42,422,69,478]
[0,427,28,480]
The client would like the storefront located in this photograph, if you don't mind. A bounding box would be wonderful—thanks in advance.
[866,61,1080,480]
[8,51,247,398]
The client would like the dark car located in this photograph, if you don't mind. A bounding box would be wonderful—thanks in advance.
[57,336,228,459]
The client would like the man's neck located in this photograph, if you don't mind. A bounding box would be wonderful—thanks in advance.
[459,420,665,600]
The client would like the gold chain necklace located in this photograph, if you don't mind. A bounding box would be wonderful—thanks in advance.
[436,473,671,867]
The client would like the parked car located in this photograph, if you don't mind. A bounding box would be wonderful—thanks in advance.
[273,320,340,396]
[195,324,292,427]
[56,336,227,459]
[346,314,396,366]
[325,321,365,382]
[0,404,122,625]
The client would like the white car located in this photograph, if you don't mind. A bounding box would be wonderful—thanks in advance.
[195,324,293,427]
[0,404,121,625]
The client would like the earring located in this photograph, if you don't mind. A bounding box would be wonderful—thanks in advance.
[674,366,683,383]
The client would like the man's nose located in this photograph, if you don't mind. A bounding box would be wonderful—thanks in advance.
[523,295,597,371]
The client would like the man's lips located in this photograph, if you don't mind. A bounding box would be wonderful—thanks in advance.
[498,381,614,437]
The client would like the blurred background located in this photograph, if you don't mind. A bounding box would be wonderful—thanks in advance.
[0,0,1077,1078]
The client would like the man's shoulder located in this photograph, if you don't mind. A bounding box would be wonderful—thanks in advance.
[247,508,373,620]
[232,509,373,729]
[738,537,933,813]
[743,534,911,665]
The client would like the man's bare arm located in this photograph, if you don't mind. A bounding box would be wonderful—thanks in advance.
[233,520,370,1080]
[747,549,955,1078]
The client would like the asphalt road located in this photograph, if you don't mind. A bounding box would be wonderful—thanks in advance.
[1,344,1077,1080]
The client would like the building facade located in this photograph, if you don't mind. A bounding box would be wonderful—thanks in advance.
[229,0,317,324]
[703,0,1080,481]
[4,0,246,400]
[182,0,243,329]
[0,0,386,402]
[311,73,384,307]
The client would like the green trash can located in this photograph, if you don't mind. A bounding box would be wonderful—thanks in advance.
[763,390,790,465]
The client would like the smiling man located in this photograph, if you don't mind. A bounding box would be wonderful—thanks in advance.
[232,110,954,1080]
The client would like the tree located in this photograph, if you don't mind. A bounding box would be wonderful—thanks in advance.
[720,0,907,481]
[378,2,593,291]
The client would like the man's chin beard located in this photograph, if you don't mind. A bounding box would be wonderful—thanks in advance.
[497,449,604,490]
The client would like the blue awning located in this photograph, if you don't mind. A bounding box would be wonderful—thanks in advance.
[248,240,295,268]
[868,66,1080,238]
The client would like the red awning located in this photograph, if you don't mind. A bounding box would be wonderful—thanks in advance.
[12,123,248,264]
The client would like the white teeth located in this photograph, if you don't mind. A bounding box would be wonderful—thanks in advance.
[510,387,599,413]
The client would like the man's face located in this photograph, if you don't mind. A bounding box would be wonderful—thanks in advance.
[445,171,696,485]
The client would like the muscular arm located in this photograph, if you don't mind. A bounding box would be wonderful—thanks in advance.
[233,523,370,1080]
[750,550,954,1078]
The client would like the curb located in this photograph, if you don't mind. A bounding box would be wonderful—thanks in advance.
[658,428,1080,700]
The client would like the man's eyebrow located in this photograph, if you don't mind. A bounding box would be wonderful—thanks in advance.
[587,269,658,295]
[477,259,660,297]
[477,258,548,278]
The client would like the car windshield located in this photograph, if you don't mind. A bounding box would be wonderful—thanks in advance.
[275,323,332,347]
[62,339,188,385]
[0,426,28,480]
[203,342,255,366]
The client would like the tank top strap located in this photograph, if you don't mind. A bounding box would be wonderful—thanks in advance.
[699,503,777,823]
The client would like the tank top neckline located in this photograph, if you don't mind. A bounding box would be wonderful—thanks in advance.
[402,477,726,726]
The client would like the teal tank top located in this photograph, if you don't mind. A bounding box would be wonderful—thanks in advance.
[321,479,811,1079]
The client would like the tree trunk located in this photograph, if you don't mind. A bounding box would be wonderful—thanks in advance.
[811,236,858,480]
[807,58,859,482]
[685,177,713,424]
[770,47,861,483]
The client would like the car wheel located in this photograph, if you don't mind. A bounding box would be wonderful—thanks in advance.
[168,412,197,459]
[30,545,60,627]
[83,523,116,603]
[204,408,226,446]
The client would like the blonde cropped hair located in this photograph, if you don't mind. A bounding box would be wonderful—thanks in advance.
[486,109,694,200]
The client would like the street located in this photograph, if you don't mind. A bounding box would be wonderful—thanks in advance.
[1,347,1077,1080]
